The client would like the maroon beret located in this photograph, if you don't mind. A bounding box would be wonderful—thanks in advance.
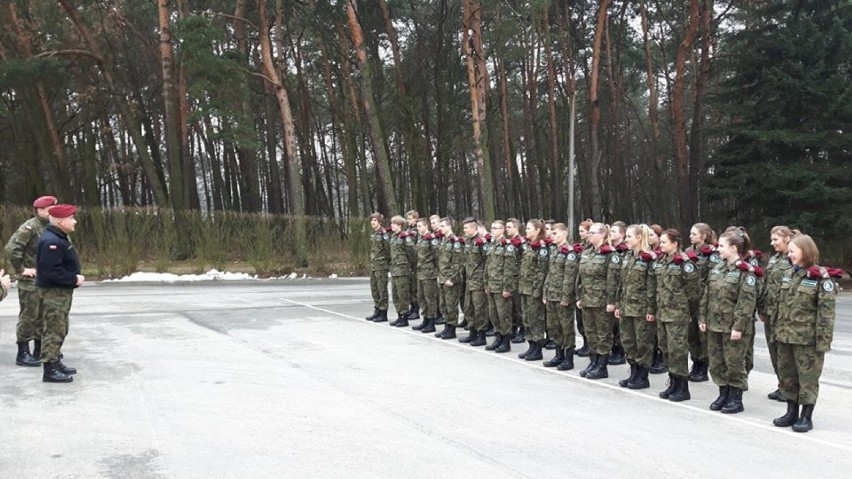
[33,196,58,208]
[48,204,77,219]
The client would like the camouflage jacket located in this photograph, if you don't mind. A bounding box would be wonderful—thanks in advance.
[464,234,488,291]
[369,228,391,271]
[561,244,583,306]
[699,260,759,333]
[776,266,837,352]
[758,253,793,319]
[648,251,700,322]
[437,235,465,284]
[389,231,414,276]
[415,233,439,280]
[615,250,656,318]
[519,240,549,297]
[405,227,419,273]
[486,237,521,294]
[543,242,570,302]
[577,245,621,308]
[5,216,48,289]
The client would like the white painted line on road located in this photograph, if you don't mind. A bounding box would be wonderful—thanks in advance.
[281,298,852,453]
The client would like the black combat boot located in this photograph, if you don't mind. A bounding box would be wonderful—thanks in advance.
[627,366,650,389]
[420,317,436,334]
[710,386,730,411]
[792,405,814,433]
[372,310,388,323]
[486,333,503,351]
[365,308,379,321]
[484,323,495,337]
[524,341,544,361]
[57,359,77,375]
[586,353,609,380]
[619,361,638,387]
[688,360,709,382]
[544,339,557,350]
[608,343,626,365]
[575,335,590,357]
[579,354,598,378]
[557,349,575,371]
[650,348,666,374]
[439,324,457,340]
[767,389,785,402]
[390,311,409,327]
[511,327,526,344]
[494,334,511,353]
[458,328,477,343]
[470,330,487,347]
[721,387,743,413]
[668,376,691,402]
[434,314,445,325]
[543,348,565,367]
[43,361,73,383]
[33,339,42,359]
[458,318,468,329]
[773,400,799,427]
[659,374,678,399]
[15,342,40,367]
[408,303,420,320]
[434,323,447,337]
[412,317,426,330]
[518,340,534,359]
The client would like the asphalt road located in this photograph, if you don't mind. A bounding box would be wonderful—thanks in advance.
[1,279,851,478]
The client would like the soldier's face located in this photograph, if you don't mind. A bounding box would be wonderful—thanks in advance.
[491,224,504,239]
[545,224,553,238]
[610,227,624,244]
[525,223,536,240]
[417,223,429,235]
[588,227,605,247]
[463,223,477,237]
[625,229,639,249]
[788,243,804,267]
[407,215,417,226]
[430,219,439,231]
[440,221,452,236]
[391,223,402,233]
[770,233,788,253]
[370,218,380,230]
[659,234,677,254]
[506,223,518,236]
[36,207,51,219]
[718,238,738,262]
[579,227,588,241]
[553,230,567,244]
[648,230,659,246]
[689,227,704,245]
[58,216,76,233]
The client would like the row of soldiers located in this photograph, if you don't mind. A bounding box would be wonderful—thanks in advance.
[366,212,840,433]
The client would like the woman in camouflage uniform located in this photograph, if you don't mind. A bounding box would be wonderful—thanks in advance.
[649,229,700,401]
[574,219,594,358]
[388,216,415,327]
[614,224,657,389]
[517,219,549,361]
[685,223,718,382]
[758,226,799,401]
[772,235,840,433]
[576,223,620,380]
[413,219,439,333]
[699,228,761,414]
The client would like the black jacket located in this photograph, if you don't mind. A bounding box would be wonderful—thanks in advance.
[35,225,80,289]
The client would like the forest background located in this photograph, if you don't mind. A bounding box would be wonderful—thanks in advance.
[0,0,849,277]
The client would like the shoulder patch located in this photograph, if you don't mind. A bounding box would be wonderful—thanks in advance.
[507,245,515,253]
[823,281,835,292]
[746,275,756,287]
[611,255,621,264]
[710,253,721,264]
[49,244,58,250]
[454,242,461,249]
[431,239,439,246]
[539,248,548,257]
[683,263,695,274]
[25,225,33,231]
[567,253,576,261]
[382,234,389,240]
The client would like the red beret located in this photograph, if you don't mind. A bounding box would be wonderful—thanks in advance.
[48,204,77,219]
[33,196,58,208]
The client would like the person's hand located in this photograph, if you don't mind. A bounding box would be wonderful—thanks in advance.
[445,280,454,287]
[576,300,583,309]
[731,330,742,341]
[1,270,11,291]
[646,314,656,323]
[699,323,707,333]
[560,300,571,307]
[614,309,622,319]
[542,298,547,305]
[606,304,615,313]
[502,291,512,299]
[75,275,85,287]
[21,268,36,278]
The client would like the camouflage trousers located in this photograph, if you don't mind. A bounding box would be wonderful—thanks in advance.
[777,342,824,405]
[391,275,412,316]
[745,321,756,374]
[491,293,514,336]
[462,289,488,332]
[620,315,656,368]
[485,293,497,330]
[764,315,779,377]
[410,271,419,307]
[522,294,546,342]
[38,288,73,363]
[418,279,439,319]
[707,330,749,390]
[370,270,389,310]
[583,307,615,356]
[545,301,575,350]
[439,282,462,325]
[512,294,523,330]
[657,321,689,377]
[688,315,708,362]
[16,284,43,342]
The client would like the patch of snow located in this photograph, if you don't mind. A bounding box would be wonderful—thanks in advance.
[329,273,338,279]
[104,269,256,283]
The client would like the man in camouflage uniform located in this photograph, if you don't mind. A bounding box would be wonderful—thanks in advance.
[413,219,439,333]
[459,217,488,346]
[388,216,415,327]
[485,221,519,353]
[5,195,57,367]
[435,217,464,339]
[405,210,421,319]
[365,213,391,323]
[505,219,526,343]
[36,204,84,383]
[543,224,575,370]
[772,242,839,433]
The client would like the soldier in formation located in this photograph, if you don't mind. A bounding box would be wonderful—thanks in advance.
[517,219,549,361]
[388,216,415,327]
[365,213,391,323]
